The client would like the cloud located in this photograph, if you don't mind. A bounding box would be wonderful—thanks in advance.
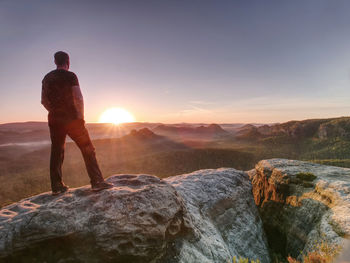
[156,94,350,124]
[179,105,212,115]
[188,100,215,105]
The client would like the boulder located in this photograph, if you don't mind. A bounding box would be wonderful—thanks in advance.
[165,168,270,263]
[0,169,270,263]
[0,174,192,263]
[250,159,350,259]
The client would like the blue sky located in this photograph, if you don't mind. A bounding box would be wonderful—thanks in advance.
[1,0,350,123]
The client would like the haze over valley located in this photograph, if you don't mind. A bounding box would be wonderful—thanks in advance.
[2,116,350,207]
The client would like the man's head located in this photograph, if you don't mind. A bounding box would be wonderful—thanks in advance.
[54,51,70,70]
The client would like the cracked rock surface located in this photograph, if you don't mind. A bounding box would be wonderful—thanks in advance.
[165,168,270,263]
[0,169,269,263]
[0,174,192,263]
[250,159,350,259]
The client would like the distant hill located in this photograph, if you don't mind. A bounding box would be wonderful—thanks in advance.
[85,128,190,158]
[0,121,244,145]
[232,116,350,160]
[235,117,350,141]
[0,121,48,132]
[0,122,163,144]
[153,123,230,139]
[124,128,161,140]
[235,124,261,139]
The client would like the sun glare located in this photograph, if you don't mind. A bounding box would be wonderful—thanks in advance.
[99,108,135,125]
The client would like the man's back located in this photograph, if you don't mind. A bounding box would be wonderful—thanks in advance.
[42,69,83,124]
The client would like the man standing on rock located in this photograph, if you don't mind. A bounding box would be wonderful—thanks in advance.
[41,51,113,195]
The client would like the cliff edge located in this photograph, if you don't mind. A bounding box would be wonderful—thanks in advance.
[0,168,269,263]
[250,159,350,260]
[1,159,350,262]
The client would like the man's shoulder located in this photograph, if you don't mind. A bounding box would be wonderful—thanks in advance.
[68,71,78,80]
[61,70,78,82]
[42,70,57,82]
[42,70,78,82]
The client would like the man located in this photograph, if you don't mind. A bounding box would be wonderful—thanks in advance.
[41,51,113,195]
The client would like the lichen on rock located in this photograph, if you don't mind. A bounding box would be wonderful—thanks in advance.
[250,159,350,260]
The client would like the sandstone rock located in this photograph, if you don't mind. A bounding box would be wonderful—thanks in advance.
[165,168,270,263]
[0,169,270,263]
[250,159,350,259]
[0,174,192,262]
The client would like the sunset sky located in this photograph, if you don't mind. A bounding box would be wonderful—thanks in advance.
[1,0,350,124]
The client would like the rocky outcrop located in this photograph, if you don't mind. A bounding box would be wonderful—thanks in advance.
[0,169,269,263]
[165,168,270,263]
[250,159,350,259]
[4,159,349,262]
[0,174,192,262]
[235,117,350,142]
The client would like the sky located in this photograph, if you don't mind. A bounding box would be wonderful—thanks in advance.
[1,0,350,124]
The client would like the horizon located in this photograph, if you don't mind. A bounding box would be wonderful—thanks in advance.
[1,114,350,126]
[2,1,350,124]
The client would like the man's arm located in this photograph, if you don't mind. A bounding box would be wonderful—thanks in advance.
[41,80,51,111]
[72,85,84,119]
[71,73,84,119]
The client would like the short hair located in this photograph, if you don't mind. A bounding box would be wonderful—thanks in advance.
[54,51,69,66]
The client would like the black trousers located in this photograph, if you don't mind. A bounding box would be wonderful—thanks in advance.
[48,119,104,191]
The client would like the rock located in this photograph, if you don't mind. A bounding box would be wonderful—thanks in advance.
[3,159,350,262]
[0,174,192,263]
[250,159,350,259]
[0,169,270,263]
[165,168,270,263]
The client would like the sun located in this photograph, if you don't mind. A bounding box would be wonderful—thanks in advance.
[99,108,135,125]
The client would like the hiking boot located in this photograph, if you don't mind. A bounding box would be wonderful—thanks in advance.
[91,181,114,192]
[52,185,69,196]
